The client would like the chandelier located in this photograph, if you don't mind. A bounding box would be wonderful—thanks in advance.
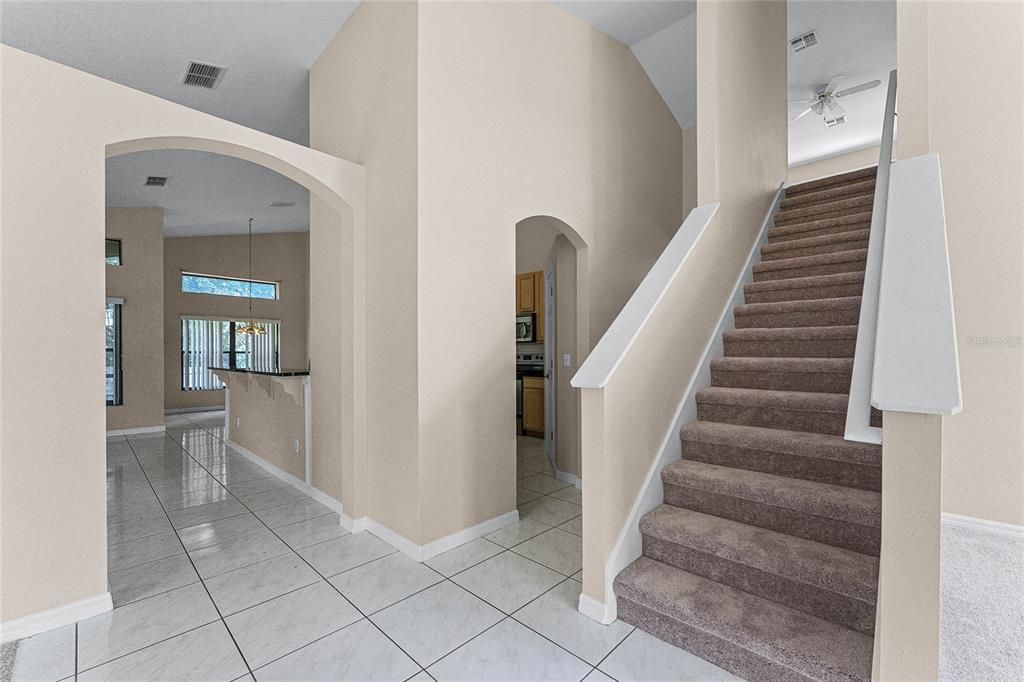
[238,217,266,336]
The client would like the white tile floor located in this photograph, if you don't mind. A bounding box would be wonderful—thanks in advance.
[1,418,734,682]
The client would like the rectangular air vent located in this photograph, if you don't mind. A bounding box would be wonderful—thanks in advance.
[824,115,847,128]
[269,201,297,208]
[790,30,818,53]
[145,176,168,187]
[183,61,226,89]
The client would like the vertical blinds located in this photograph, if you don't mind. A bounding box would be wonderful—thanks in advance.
[181,318,280,390]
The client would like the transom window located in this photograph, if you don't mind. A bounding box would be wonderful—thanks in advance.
[181,272,278,300]
[181,317,281,391]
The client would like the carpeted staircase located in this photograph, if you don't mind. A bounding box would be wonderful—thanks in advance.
[614,167,883,682]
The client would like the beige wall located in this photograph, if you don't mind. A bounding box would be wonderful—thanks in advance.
[788,145,881,186]
[913,1,1024,527]
[516,223,557,274]
[416,1,682,544]
[553,234,581,478]
[897,0,1024,527]
[105,208,165,432]
[311,0,420,536]
[579,0,787,610]
[163,232,310,411]
[0,45,363,626]
[310,1,681,546]
[682,125,698,217]
[219,371,307,481]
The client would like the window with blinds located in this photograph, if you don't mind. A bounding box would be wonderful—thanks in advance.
[181,318,281,390]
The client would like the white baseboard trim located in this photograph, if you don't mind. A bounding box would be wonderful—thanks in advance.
[592,183,786,624]
[942,512,1024,538]
[106,425,166,437]
[228,442,519,564]
[0,592,112,644]
[225,439,343,518]
[341,510,520,562]
[419,510,519,560]
[554,469,578,486]
[165,406,225,415]
[578,592,616,625]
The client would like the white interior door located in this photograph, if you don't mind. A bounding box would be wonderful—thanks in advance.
[544,263,556,465]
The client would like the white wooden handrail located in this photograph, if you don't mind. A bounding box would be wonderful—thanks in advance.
[571,203,719,390]
[872,154,962,414]
[845,69,898,444]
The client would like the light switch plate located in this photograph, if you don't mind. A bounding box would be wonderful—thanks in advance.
[562,353,572,367]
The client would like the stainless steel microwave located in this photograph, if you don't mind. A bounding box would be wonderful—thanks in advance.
[516,314,535,343]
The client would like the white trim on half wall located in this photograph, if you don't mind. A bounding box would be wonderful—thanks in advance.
[106,425,166,437]
[0,592,112,645]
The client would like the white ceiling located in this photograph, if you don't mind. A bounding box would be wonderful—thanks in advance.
[107,150,310,238]
[0,1,359,144]
[556,1,697,128]
[788,1,896,166]
[1,1,358,237]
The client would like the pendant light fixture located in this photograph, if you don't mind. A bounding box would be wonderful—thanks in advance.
[237,217,267,336]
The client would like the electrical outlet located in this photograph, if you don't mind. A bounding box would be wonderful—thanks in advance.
[235,416,240,428]
[293,439,300,453]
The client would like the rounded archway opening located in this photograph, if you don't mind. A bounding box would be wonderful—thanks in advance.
[513,213,589,545]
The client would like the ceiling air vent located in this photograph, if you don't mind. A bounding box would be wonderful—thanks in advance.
[145,176,168,187]
[790,30,818,53]
[182,61,226,89]
[824,115,847,128]
[270,201,297,208]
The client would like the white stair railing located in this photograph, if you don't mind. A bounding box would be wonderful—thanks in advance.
[845,69,898,444]
[846,68,962,442]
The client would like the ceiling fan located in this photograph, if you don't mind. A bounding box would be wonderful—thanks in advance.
[790,76,882,125]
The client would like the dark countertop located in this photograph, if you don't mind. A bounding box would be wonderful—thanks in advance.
[209,367,310,377]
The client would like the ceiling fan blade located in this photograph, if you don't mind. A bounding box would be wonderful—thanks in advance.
[835,80,882,98]
[824,74,843,95]
[826,100,846,118]
[790,105,815,122]
[790,98,819,104]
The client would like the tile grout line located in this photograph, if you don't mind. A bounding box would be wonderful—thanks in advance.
[182,415,591,677]
[117,433,257,680]
[172,416,593,677]
[171,413,433,679]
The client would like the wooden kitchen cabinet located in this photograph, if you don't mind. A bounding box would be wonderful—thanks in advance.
[522,376,545,436]
[517,273,535,313]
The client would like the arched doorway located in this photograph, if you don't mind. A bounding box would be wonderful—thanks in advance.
[512,215,589,579]
[104,134,367,538]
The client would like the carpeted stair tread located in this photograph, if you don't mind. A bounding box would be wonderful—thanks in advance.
[710,356,852,394]
[753,249,868,282]
[724,325,859,358]
[779,179,877,211]
[785,167,877,198]
[734,297,861,329]
[696,386,850,435]
[662,460,880,528]
[615,558,874,682]
[679,420,880,490]
[745,272,865,304]
[762,229,870,261]
[640,506,879,604]
[774,195,875,227]
[768,213,873,243]
[681,420,879,468]
[614,166,881,673]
